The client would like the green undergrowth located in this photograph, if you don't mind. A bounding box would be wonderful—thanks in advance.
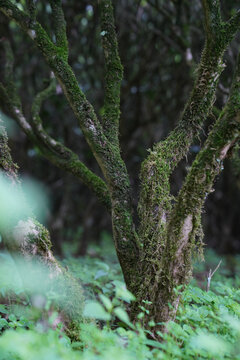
[0,236,240,359]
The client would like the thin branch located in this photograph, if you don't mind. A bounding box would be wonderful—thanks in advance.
[207,260,222,291]
[145,1,188,51]
[223,9,240,45]
[26,0,37,24]
[49,0,68,60]
[231,143,240,178]
[0,39,20,108]
[99,0,123,146]
[201,0,221,40]
[30,76,111,210]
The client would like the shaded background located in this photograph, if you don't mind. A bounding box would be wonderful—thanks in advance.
[0,0,239,256]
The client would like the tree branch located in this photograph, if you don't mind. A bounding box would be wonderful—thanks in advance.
[222,9,240,47]
[201,0,221,41]
[0,1,119,188]
[138,1,240,256]
[163,51,240,294]
[49,0,68,60]
[0,40,111,210]
[99,0,123,146]
[31,77,111,210]
[26,0,37,24]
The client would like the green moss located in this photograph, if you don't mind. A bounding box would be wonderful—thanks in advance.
[0,123,18,177]
[49,0,68,61]
[22,219,84,341]
[99,0,123,146]
[30,220,52,252]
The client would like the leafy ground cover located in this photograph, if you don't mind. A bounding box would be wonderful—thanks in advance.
[0,235,240,359]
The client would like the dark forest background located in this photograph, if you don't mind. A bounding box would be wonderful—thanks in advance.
[1,0,239,256]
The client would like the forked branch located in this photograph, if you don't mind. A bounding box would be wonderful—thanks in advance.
[138,0,240,257]
[163,51,240,293]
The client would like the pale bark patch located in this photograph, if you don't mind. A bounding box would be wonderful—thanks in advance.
[47,250,62,277]
[219,143,231,160]
[176,214,193,258]
[161,212,167,224]
[14,108,32,131]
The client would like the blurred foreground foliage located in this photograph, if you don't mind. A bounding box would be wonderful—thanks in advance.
[0,236,240,360]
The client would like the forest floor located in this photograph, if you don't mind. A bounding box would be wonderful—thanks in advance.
[0,234,240,359]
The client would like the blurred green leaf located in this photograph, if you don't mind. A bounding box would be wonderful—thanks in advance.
[99,294,112,311]
[83,301,111,321]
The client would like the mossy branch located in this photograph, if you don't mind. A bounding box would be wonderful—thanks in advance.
[0,41,111,210]
[31,77,111,210]
[231,143,240,179]
[12,103,111,210]
[162,52,240,301]
[0,1,123,191]
[138,2,240,257]
[202,1,240,49]
[0,120,18,179]
[99,0,123,146]
[137,52,240,328]
[49,0,68,60]
[26,0,37,23]
[0,39,21,109]
[223,10,240,47]
[201,0,221,40]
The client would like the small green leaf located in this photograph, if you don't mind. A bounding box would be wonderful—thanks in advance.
[144,339,163,349]
[95,261,109,272]
[113,281,136,302]
[114,307,134,329]
[99,294,112,311]
[83,301,111,321]
[8,314,16,322]
[94,270,108,280]
[0,318,8,330]
[0,305,8,315]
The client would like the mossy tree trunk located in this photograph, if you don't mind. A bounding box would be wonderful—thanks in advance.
[0,121,84,341]
[0,0,240,334]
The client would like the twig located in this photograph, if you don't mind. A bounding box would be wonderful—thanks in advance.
[206,260,222,292]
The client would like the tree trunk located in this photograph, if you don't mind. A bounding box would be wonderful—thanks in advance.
[0,121,84,341]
